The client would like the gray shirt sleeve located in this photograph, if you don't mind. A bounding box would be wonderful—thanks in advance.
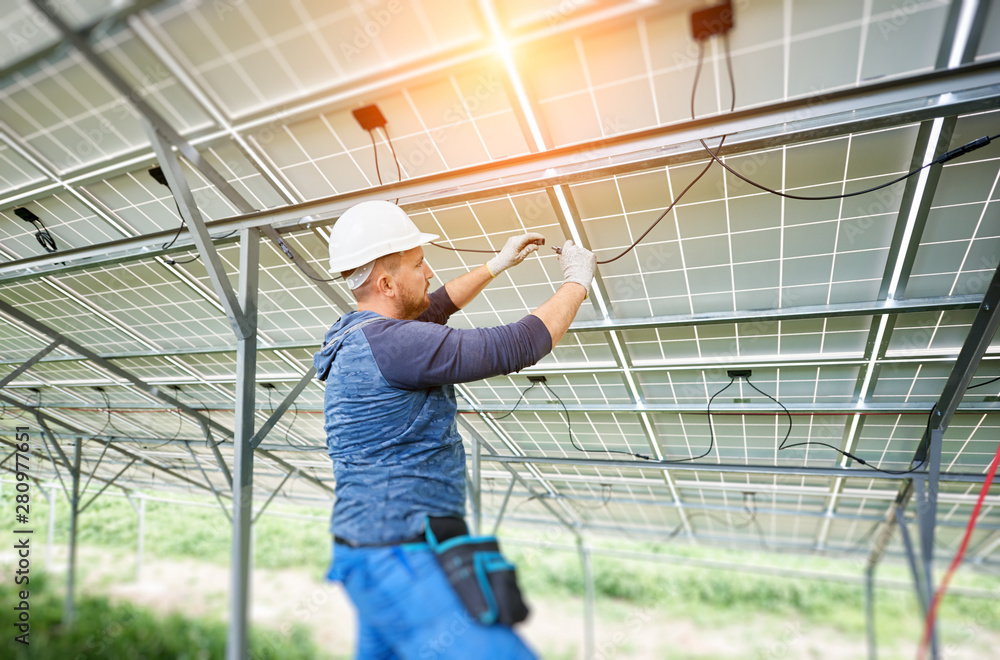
[363,313,553,390]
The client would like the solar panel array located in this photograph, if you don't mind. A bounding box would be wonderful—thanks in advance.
[1,0,999,571]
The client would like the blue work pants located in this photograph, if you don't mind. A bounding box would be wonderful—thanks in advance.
[328,542,538,659]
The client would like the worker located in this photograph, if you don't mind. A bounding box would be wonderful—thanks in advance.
[314,200,595,659]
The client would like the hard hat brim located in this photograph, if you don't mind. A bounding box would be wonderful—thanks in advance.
[328,232,439,274]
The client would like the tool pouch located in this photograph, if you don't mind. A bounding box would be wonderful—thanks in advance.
[425,518,530,626]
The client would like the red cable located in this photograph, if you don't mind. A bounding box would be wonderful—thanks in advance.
[917,440,1000,658]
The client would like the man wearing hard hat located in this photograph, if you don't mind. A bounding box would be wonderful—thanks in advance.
[314,200,595,659]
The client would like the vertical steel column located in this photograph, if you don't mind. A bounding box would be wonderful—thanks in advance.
[471,434,481,536]
[136,495,145,582]
[865,565,877,660]
[64,437,81,628]
[577,538,595,660]
[896,506,929,613]
[915,427,944,658]
[46,482,56,568]
[227,228,259,660]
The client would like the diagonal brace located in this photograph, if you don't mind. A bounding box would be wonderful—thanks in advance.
[0,340,62,389]
[79,458,136,514]
[250,367,316,449]
[252,470,294,524]
[144,121,252,340]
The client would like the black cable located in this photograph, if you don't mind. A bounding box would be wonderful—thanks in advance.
[740,374,926,476]
[32,219,58,253]
[97,389,139,439]
[566,483,613,512]
[382,125,402,186]
[966,375,1000,390]
[429,241,499,254]
[490,381,538,421]
[159,194,239,266]
[489,380,652,459]
[2,389,38,422]
[542,381,653,459]
[704,41,998,201]
[369,129,383,186]
[658,376,734,463]
[746,376,792,451]
[375,126,401,205]
[596,40,730,266]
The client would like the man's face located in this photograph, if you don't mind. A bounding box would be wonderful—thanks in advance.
[394,246,434,320]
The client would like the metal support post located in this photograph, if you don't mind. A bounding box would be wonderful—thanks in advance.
[895,506,929,613]
[492,477,517,535]
[46,482,56,568]
[227,227,259,660]
[64,437,81,628]
[577,538,595,660]
[865,565,877,660]
[136,495,145,582]
[471,433,481,536]
[915,426,944,658]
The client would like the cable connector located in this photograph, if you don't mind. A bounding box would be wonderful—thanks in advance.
[13,207,39,223]
[934,135,993,165]
[727,369,752,379]
[149,166,170,188]
[275,237,295,260]
[527,375,548,384]
[843,452,867,466]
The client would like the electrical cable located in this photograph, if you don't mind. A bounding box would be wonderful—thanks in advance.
[0,388,37,422]
[565,483,613,512]
[706,39,998,202]
[658,375,734,463]
[369,129,384,186]
[489,380,652,459]
[596,39,731,265]
[30,217,58,253]
[542,381,654,459]
[966,375,1000,390]
[742,373,927,476]
[917,437,1000,659]
[159,196,239,266]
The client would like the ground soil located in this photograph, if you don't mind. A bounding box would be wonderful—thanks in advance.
[7,545,999,659]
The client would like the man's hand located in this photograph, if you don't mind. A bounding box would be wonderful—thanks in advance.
[486,232,546,277]
[558,240,595,297]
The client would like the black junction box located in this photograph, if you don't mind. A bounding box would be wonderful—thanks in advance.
[691,2,734,42]
[352,104,387,131]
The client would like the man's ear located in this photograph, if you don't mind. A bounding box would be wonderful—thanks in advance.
[372,270,395,298]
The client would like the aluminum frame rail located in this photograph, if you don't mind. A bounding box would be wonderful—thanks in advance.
[865,255,1000,659]
[2,60,999,281]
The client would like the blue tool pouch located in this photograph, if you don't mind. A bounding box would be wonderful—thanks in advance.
[425,519,530,626]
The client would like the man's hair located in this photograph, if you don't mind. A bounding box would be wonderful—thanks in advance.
[343,252,402,300]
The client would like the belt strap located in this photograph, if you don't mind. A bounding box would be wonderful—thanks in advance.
[334,516,468,548]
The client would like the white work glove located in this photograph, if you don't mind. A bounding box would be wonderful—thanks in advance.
[558,240,595,297]
[486,232,546,277]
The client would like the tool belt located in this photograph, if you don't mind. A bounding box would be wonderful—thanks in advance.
[425,516,530,627]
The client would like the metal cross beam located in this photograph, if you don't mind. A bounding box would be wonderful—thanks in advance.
[3,60,999,282]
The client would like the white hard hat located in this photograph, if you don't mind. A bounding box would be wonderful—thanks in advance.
[327,201,439,280]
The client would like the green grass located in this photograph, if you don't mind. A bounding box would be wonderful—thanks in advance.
[5,486,999,652]
[0,572,320,660]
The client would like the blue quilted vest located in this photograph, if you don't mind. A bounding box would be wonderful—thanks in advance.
[313,311,466,545]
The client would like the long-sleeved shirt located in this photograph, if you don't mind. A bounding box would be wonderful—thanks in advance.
[313,287,552,545]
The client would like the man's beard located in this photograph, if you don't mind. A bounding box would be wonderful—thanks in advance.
[400,283,431,320]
